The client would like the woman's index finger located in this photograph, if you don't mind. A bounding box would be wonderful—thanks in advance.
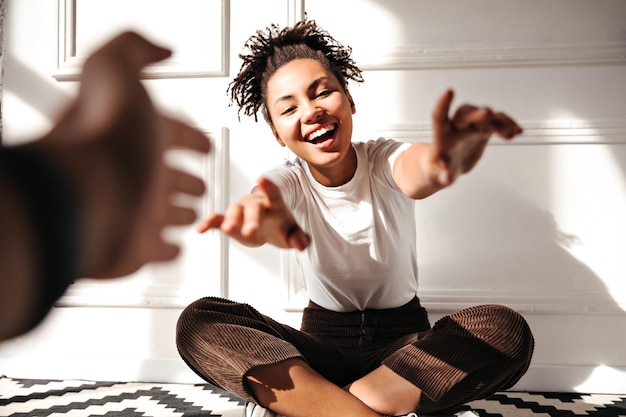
[256,176,284,206]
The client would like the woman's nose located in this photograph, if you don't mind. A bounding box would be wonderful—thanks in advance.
[302,101,323,123]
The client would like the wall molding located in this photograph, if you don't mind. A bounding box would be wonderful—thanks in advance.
[286,0,305,26]
[57,282,197,309]
[1,357,623,394]
[57,128,230,308]
[515,364,626,395]
[416,288,625,315]
[351,119,626,145]
[357,41,626,71]
[54,0,230,81]
[283,282,626,316]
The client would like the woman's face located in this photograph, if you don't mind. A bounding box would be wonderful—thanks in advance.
[266,58,357,186]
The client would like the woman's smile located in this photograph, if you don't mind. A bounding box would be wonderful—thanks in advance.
[305,123,337,144]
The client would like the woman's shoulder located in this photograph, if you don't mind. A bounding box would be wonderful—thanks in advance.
[354,137,408,160]
[262,158,307,187]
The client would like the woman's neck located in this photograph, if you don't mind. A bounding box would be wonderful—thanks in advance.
[307,145,357,187]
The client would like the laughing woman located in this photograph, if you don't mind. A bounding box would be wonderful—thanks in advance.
[176,18,534,417]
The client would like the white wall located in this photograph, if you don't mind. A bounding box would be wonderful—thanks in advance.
[1,0,625,394]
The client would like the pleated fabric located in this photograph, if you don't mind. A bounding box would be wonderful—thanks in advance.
[176,296,533,415]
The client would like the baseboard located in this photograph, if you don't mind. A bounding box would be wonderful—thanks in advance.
[509,364,626,394]
[0,357,205,385]
[1,357,624,394]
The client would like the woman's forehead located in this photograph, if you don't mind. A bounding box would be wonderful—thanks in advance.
[267,59,337,93]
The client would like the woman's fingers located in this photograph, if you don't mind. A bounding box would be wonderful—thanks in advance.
[487,112,524,139]
[432,89,454,144]
[256,176,284,206]
[256,176,310,250]
[452,105,523,140]
[451,105,491,131]
[197,213,226,233]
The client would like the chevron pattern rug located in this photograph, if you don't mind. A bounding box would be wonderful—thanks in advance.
[1,375,625,417]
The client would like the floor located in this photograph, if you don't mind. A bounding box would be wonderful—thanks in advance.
[1,376,625,417]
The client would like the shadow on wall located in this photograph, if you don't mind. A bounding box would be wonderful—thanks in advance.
[415,162,615,298]
[413,143,626,393]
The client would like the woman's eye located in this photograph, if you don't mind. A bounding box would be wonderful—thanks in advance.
[317,90,332,98]
[281,106,296,115]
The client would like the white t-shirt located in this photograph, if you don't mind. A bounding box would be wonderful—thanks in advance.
[263,138,418,312]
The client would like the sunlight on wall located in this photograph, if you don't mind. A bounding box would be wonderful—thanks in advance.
[311,1,401,58]
[348,1,401,54]
[575,365,626,395]
[2,91,52,143]
[549,117,626,311]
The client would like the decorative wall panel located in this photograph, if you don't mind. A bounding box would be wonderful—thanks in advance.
[59,128,230,308]
[55,0,229,80]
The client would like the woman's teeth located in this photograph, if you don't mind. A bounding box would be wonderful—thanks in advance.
[306,125,336,143]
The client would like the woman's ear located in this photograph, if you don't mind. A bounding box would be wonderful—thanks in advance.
[272,127,286,147]
[347,91,356,114]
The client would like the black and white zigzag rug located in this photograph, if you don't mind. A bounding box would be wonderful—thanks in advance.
[1,375,625,417]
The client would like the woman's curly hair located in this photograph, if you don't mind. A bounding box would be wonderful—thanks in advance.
[228,18,364,124]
